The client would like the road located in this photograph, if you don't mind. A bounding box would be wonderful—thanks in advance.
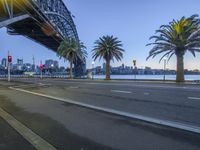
[0,78,200,150]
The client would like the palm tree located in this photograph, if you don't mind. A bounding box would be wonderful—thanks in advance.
[147,15,200,82]
[92,35,125,80]
[57,38,87,79]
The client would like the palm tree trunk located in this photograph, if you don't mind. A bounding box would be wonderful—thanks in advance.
[69,61,73,79]
[105,60,110,80]
[176,52,185,82]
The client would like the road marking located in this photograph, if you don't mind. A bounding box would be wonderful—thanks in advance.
[11,83,50,89]
[144,92,150,95]
[9,86,200,134]
[50,80,200,90]
[0,107,57,150]
[188,97,200,100]
[111,90,132,94]
[68,86,79,89]
[86,83,103,85]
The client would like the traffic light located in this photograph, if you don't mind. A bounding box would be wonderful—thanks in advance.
[40,64,45,70]
[8,55,12,63]
[133,60,136,67]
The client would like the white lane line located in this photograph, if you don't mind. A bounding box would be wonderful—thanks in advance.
[188,97,200,100]
[9,86,200,134]
[11,83,50,89]
[39,83,51,86]
[0,107,57,150]
[68,86,79,89]
[86,83,103,85]
[111,90,132,94]
[144,93,150,95]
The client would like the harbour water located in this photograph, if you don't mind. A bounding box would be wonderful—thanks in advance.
[94,75,200,81]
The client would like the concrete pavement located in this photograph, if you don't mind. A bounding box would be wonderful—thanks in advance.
[0,117,35,150]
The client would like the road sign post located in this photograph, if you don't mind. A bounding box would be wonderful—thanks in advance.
[8,52,12,82]
[40,68,43,79]
[8,62,10,82]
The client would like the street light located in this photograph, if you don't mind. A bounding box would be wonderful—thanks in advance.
[92,61,95,80]
[163,57,167,81]
[133,60,137,80]
[50,64,54,77]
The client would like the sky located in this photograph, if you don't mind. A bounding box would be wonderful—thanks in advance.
[0,0,200,70]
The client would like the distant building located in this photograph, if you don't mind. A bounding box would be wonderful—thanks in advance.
[1,58,7,68]
[15,59,24,71]
[59,66,66,72]
[145,66,151,70]
[45,59,59,70]
[17,59,23,65]
[95,66,101,74]
[45,59,54,68]
[122,63,125,69]
[24,63,32,72]
[53,60,59,69]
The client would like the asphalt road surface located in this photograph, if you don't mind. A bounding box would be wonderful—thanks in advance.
[0,78,200,150]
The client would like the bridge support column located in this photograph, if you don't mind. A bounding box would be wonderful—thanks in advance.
[74,59,86,78]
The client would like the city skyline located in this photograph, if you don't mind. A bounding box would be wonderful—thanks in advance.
[1,56,199,77]
[0,0,200,70]
[1,56,200,73]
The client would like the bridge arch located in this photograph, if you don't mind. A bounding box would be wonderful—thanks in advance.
[0,0,85,77]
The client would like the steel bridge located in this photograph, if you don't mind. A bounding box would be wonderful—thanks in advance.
[0,0,85,77]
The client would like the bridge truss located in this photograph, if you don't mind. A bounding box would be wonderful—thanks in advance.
[0,0,85,77]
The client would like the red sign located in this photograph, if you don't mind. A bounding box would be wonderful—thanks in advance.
[8,55,12,63]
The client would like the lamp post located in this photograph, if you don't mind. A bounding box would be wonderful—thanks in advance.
[51,64,54,77]
[163,57,167,81]
[92,61,95,80]
[133,60,137,80]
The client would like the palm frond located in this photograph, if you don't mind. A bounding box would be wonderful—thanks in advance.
[92,35,125,62]
[57,38,87,64]
[147,14,200,61]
